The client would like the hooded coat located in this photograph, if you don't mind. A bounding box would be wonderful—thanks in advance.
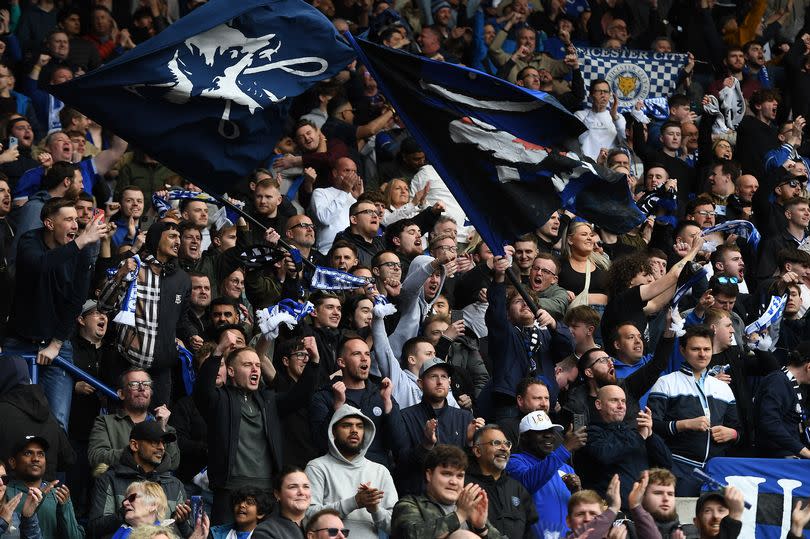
[0,358,75,479]
[305,405,398,539]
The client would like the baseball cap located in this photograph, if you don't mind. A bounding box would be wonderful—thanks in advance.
[418,357,453,379]
[81,299,99,316]
[695,491,727,514]
[12,435,49,456]
[129,421,177,444]
[518,410,564,434]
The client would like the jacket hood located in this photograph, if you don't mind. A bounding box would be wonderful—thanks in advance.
[0,384,51,423]
[327,404,376,466]
[0,356,31,395]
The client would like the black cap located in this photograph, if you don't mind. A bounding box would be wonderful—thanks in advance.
[695,491,726,514]
[129,421,177,444]
[12,435,49,456]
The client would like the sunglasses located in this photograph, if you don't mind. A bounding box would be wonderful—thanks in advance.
[314,528,350,537]
[123,492,139,506]
[0,474,9,485]
[715,276,739,284]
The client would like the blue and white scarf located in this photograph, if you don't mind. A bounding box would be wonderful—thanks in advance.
[311,266,372,291]
[373,294,397,317]
[111,255,142,327]
[701,220,761,251]
[256,299,315,339]
[670,265,709,307]
[745,294,787,335]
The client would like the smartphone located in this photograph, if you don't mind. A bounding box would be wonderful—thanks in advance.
[93,208,105,223]
[573,413,586,431]
[8,136,18,149]
[191,495,203,523]
[451,310,464,323]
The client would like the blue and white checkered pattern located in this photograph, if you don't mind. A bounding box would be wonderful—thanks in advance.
[576,48,688,118]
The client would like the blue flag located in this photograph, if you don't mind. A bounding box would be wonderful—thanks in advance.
[48,0,354,191]
[349,37,644,255]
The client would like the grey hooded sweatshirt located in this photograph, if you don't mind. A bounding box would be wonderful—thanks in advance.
[305,404,398,539]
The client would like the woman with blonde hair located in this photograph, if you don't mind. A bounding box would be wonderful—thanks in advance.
[111,481,196,539]
[558,221,611,318]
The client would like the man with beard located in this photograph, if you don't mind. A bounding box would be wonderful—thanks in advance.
[0,116,39,186]
[310,336,405,468]
[691,489,745,539]
[240,177,297,248]
[648,326,741,496]
[385,219,423,276]
[13,130,126,206]
[527,253,570,319]
[642,468,698,538]
[505,410,587,538]
[534,211,566,256]
[87,368,180,471]
[7,161,83,263]
[5,435,83,538]
[391,445,503,539]
[466,425,537,539]
[5,197,108,431]
[209,297,240,332]
[305,405,398,539]
[562,319,676,428]
[285,213,327,268]
[99,220,193,406]
[196,343,319,524]
[497,378,551,448]
[371,250,403,300]
[397,359,480,495]
[88,421,192,538]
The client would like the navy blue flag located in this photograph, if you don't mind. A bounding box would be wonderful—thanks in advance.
[349,37,644,255]
[48,0,354,191]
[706,458,810,538]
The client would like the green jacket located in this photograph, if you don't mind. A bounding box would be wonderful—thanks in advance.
[87,412,181,472]
[114,160,176,201]
[391,495,502,539]
[7,480,84,539]
[537,283,571,321]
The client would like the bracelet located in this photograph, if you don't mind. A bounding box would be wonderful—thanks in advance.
[470,524,488,535]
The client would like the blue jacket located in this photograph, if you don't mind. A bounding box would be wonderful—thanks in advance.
[483,280,574,407]
[506,447,574,539]
[396,399,473,495]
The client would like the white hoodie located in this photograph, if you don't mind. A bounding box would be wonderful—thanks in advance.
[305,405,399,539]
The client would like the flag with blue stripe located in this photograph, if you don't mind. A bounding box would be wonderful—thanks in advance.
[349,37,644,255]
[48,0,354,192]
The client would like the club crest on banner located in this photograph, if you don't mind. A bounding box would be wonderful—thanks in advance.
[606,63,650,106]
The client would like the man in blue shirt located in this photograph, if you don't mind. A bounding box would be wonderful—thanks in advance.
[13,130,127,206]
[506,410,587,539]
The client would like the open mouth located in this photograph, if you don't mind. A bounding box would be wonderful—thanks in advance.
[249,374,260,384]
[67,232,77,241]
[359,363,369,373]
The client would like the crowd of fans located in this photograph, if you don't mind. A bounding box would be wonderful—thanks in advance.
[2,0,810,538]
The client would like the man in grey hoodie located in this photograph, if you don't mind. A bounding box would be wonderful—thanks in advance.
[305,404,398,539]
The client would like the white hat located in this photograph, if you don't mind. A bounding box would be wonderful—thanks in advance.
[518,410,564,434]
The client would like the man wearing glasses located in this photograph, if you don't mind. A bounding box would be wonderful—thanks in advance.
[527,253,570,320]
[334,200,386,266]
[87,368,180,472]
[466,425,537,539]
[306,509,351,539]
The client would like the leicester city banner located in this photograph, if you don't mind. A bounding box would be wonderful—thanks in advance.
[576,47,688,119]
[706,458,810,538]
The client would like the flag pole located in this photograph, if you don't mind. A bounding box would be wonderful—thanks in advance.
[205,191,318,271]
[346,33,545,317]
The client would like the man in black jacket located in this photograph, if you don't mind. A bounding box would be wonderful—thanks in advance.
[87,421,192,538]
[466,425,537,539]
[194,337,319,525]
[4,197,108,431]
[754,341,810,458]
[578,385,672,504]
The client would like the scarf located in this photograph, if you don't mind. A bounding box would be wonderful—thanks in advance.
[110,255,142,327]
[256,299,314,339]
[701,220,761,251]
[116,254,164,369]
[310,266,372,291]
[783,366,810,446]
